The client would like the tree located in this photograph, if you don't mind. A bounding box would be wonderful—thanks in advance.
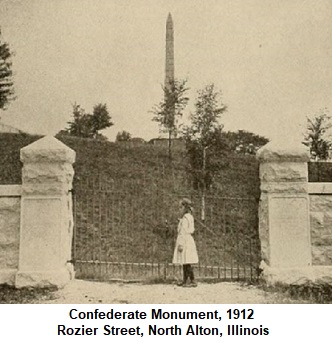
[222,130,269,155]
[303,109,332,160]
[152,79,189,158]
[184,84,227,220]
[66,103,91,138]
[186,84,227,148]
[65,103,113,139]
[116,130,132,142]
[0,29,15,110]
[90,103,114,139]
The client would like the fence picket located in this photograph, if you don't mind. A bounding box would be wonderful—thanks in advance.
[72,168,260,282]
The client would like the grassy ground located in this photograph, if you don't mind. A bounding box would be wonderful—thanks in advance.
[0,284,58,304]
[1,132,330,186]
[257,281,332,304]
[0,132,261,196]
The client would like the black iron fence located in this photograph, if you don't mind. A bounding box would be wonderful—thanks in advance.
[308,162,332,182]
[72,170,260,282]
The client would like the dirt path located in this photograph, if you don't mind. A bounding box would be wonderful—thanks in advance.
[38,279,306,304]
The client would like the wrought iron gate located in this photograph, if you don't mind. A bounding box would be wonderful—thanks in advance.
[72,171,260,282]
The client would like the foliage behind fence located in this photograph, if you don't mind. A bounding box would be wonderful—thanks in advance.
[72,162,260,281]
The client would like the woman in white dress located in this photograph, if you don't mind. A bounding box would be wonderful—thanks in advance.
[173,198,199,287]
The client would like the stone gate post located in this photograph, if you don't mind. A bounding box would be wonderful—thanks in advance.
[15,136,75,288]
[256,140,312,284]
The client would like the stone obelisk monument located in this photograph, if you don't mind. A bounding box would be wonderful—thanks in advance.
[165,13,174,90]
[160,13,175,143]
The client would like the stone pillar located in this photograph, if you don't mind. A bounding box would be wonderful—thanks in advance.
[15,136,75,288]
[256,140,312,284]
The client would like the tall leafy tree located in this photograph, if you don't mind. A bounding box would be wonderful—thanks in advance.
[186,84,227,148]
[0,29,15,110]
[90,103,114,139]
[184,84,227,171]
[66,104,90,137]
[184,84,227,220]
[65,103,113,139]
[152,79,189,158]
[303,109,332,160]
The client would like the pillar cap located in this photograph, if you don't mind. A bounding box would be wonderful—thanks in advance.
[20,136,76,164]
[256,139,310,162]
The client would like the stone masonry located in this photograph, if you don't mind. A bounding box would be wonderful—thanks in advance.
[309,183,332,266]
[15,136,76,288]
[257,140,332,284]
[0,186,21,285]
[256,140,312,284]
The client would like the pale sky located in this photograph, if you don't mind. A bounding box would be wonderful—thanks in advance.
[0,0,331,142]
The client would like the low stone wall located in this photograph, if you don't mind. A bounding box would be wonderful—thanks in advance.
[309,183,332,266]
[0,185,21,285]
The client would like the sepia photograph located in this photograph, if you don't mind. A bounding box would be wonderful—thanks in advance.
[0,0,332,305]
